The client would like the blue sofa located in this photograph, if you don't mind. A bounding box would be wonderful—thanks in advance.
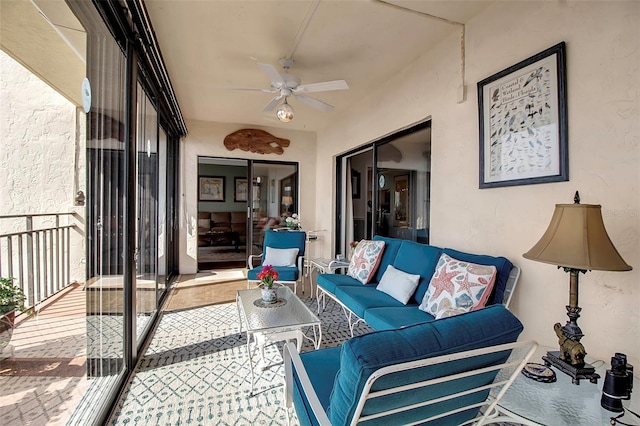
[316,236,520,333]
[284,305,536,425]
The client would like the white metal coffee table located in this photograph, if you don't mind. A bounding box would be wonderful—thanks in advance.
[236,286,322,396]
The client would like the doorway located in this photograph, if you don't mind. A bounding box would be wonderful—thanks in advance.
[197,157,298,271]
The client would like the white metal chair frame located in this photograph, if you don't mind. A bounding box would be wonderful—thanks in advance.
[284,339,538,426]
[315,265,522,337]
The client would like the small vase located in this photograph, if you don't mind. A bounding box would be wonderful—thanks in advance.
[261,288,278,304]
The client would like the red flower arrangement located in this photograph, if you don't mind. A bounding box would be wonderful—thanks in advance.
[257,265,279,289]
[349,241,359,249]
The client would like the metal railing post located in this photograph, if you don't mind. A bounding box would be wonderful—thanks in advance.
[26,216,35,304]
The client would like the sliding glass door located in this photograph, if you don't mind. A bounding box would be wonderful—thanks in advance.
[337,121,431,255]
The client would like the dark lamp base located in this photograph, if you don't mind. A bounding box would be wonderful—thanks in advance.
[543,351,600,385]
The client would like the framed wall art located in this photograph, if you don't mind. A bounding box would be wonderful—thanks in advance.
[199,176,225,201]
[234,177,248,202]
[478,42,568,188]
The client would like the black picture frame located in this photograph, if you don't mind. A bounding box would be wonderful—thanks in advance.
[199,176,225,201]
[478,42,568,188]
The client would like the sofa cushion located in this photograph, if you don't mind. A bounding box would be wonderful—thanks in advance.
[230,211,245,224]
[327,305,524,425]
[376,265,420,305]
[443,248,513,306]
[347,240,386,284]
[211,212,230,227]
[372,236,404,282]
[419,253,497,319]
[335,285,405,318]
[263,247,298,267]
[391,240,443,304]
[363,306,434,330]
[317,273,364,295]
[197,218,211,231]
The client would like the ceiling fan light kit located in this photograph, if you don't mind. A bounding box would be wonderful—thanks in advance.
[276,98,294,122]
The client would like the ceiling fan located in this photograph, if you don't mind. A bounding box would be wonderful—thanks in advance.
[233,58,349,122]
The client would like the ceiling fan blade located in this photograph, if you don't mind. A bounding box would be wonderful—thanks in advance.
[294,94,334,112]
[295,80,349,93]
[226,87,276,93]
[262,95,284,112]
[258,63,285,86]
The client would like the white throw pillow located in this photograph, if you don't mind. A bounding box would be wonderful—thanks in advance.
[376,264,421,305]
[263,247,299,267]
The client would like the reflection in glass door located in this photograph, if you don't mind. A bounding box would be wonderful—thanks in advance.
[337,121,431,255]
[250,162,298,255]
[375,123,431,244]
[135,86,158,342]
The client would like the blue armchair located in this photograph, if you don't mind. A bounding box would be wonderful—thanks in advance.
[247,230,307,294]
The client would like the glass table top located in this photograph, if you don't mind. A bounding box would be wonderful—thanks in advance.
[498,345,640,425]
[237,286,320,334]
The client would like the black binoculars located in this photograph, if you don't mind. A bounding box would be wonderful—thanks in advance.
[601,353,634,412]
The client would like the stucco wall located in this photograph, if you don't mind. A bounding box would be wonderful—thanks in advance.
[0,51,86,285]
[315,1,639,367]
[179,120,317,273]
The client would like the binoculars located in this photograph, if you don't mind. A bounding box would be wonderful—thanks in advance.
[601,353,634,412]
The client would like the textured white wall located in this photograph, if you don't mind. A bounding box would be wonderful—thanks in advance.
[179,120,317,273]
[315,1,639,367]
[0,51,86,285]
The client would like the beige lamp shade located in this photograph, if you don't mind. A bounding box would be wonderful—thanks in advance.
[523,203,632,271]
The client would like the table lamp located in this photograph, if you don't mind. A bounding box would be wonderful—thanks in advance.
[523,191,632,384]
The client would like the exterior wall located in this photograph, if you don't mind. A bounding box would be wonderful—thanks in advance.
[0,51,86,284]
[179,119,317,273]
[315,2,639,367]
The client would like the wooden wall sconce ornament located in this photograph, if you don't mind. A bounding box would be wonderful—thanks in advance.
[223,129,290,155]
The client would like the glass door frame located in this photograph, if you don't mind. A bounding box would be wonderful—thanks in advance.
[335,119,431,255]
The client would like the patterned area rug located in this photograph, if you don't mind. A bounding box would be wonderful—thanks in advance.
[109,297,372,425]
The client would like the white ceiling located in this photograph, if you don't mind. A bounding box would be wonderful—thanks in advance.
[144,0,493,132]
[2,0,493,134]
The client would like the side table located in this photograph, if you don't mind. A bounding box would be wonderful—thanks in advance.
[496,345,639,425]
[307,258,349,306]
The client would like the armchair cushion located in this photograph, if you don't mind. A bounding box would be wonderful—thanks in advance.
[247,265,299,282]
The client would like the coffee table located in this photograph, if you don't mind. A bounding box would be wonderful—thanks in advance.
[236,286,322,396]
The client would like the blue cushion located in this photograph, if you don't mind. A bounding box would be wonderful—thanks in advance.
[328,305,523,425]
[316,273,364,295]
[443,248,513,306]
[334,285,404,318]
[391,241,443,304]
[264,230,307,255]
[294,347,342,426]
[372,236,404,282]
[364,306,435,330]
[247,265,299,282]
